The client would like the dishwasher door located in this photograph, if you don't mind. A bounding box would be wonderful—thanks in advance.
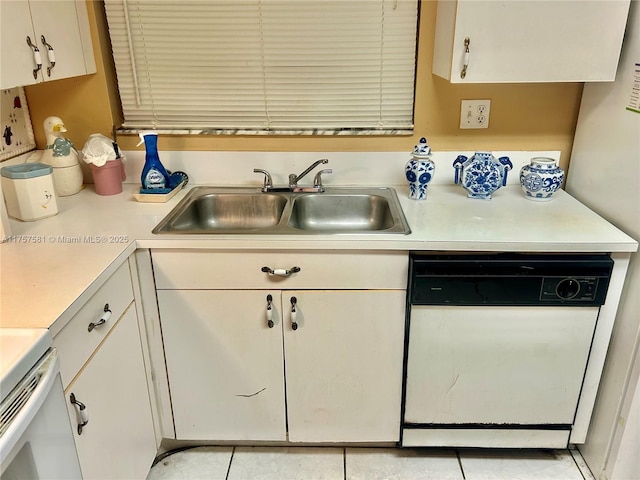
[402,305,599,448]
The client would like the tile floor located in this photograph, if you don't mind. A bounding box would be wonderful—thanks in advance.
[146,446,595,480]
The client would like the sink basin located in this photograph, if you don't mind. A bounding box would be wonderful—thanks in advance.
[153,190,287,232]
[288,194,395,231]
[153,186,410,235]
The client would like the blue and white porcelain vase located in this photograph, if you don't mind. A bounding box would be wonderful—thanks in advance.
[519,157,565,201]
[453,152,512,200]
[405,137,435,200]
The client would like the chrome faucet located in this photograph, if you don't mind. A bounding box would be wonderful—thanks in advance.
[289,159,329,189]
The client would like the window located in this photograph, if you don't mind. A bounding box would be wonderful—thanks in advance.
[104,0,418,134]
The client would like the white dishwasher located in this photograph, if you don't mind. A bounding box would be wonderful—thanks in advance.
[401,253,613,449]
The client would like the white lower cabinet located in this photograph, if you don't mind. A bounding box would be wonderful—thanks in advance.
[282,290,406,442]
[158,290,287,441]
[158,287,406,443]
[64,304,157,479]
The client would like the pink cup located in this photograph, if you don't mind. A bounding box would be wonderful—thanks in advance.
[90,158,125,195]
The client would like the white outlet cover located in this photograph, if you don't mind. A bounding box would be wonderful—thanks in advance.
[460,99,491,129]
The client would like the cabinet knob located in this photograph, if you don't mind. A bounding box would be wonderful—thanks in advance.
[266,294,274,328]
[88,304,112,332]
[70,393,89,435]
[290,296,298,331]
[26,36,42,80]
[460,37,470,79]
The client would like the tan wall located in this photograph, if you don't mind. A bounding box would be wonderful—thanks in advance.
[25,1,582,171]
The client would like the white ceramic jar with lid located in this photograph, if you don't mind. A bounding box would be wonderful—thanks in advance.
[1,163,58,221]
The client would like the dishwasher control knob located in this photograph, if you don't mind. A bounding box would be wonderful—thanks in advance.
[556,278,580,299]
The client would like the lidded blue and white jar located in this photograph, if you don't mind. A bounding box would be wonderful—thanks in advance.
[519,157,565,201]
[405,137,435,200]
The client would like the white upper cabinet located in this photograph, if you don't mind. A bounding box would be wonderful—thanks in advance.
[432,0,630,83]
[0,0,96,89]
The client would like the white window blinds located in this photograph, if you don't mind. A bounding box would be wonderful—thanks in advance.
[104,0,418,133]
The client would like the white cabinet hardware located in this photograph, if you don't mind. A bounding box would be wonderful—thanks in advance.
[40,35,56,76]
[266,294,275,328]
[69,393,88,435]
[25,36,42,80]
[460,37,469,79]
[87,304,111,332]
[290,296,298,330]
[261,266,301,277]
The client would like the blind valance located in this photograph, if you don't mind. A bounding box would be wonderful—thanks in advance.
[104,0,418,133]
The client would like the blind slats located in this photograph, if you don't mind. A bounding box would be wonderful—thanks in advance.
[104,0,417,131]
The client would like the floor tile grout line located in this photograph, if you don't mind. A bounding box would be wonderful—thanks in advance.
[343,448,347,480]
[455,449,467,480]
[569,447,595,480]
[570,449,586,480]
[225,446,236,480]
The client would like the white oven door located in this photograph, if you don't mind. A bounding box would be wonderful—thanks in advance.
[0,349,81,480]
[405,306,599,426]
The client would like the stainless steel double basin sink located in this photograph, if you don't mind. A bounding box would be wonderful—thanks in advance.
[152,186,411,235]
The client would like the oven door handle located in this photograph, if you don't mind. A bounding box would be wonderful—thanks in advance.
[0,349,59,467]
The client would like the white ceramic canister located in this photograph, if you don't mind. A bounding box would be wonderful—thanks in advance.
[519,157,565,201]
[0,163,58,221]
[405,137,435,200]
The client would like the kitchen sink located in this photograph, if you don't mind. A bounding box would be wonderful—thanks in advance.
[288,194,395,231]
[158,192,288,231]
[152,186,410,235]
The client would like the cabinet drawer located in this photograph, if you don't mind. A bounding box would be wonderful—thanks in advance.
[54,261,134,388]
[152,249,408,290]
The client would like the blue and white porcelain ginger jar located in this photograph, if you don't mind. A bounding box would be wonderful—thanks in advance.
[519,157,565,201]
[405,137,435,200]
[453,152,512,200]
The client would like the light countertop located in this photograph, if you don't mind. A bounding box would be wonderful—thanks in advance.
[1,183,637,334]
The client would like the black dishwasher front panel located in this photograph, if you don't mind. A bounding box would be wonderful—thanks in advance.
[409,253,613,306]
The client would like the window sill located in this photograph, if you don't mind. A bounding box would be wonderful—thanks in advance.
[116,127,414,137]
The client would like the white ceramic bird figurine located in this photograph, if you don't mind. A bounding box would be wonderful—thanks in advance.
[39,116,83,196]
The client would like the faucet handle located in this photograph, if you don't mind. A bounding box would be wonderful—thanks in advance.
[313,168,333,191]
[253,169,273,191]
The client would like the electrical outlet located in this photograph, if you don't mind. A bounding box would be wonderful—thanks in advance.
[460,99,491,129]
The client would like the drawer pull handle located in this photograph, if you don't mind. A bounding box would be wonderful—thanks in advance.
[88,304,112,332]
[70,393,89,435]
[266,294,274,328]
[290,296,298,331]
[261,266,301,277]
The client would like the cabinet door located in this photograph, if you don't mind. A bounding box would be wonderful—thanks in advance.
[158,290,287,441]
[30,1,91,82]
[283,290,406,442]
[0,1,39,88]
[65,305,156,480]
[433,0,629,83]
[0,1,93,89]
